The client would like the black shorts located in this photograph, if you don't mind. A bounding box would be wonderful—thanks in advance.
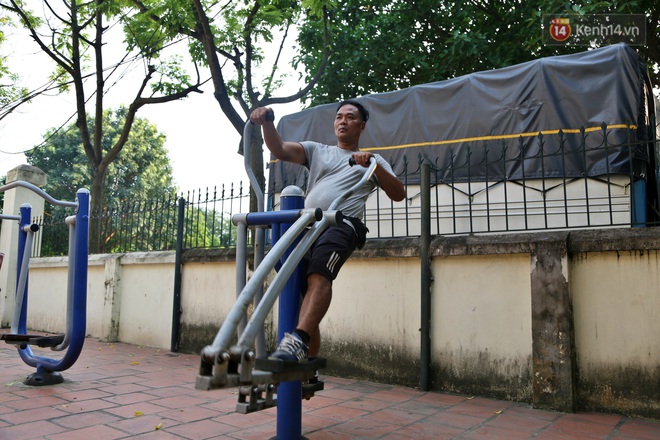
[305,220,357,283]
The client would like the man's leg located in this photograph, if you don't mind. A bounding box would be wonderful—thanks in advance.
[309,328,321,358]
[297,273,332,357]
[268,274,330,362]
[270,224,355,362]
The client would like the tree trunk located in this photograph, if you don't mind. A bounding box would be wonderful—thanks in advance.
[88,170,106,254]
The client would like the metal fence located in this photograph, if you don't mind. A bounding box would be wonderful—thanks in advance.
[33,124,659,256]
[33,183,250,256]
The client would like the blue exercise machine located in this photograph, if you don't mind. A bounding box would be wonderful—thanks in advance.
[0,181,90,386]
[196,119,377,439]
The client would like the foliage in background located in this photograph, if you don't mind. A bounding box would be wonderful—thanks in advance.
[35,188,241,256]
[0,11,30,118]
[1,0,204,252]
[295,0,659,106]
[23,108,236,256]
[126,0,333,216]
[25,108,176,206]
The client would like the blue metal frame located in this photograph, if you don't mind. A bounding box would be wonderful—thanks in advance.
[274,189,306,440]
[1,185,90,383]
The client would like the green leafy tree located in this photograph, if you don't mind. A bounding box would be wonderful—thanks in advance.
[25,108,177,254]
[25,108,238,255]
[0,10,30,119]
[2,0,204,252]
[184,208,237,249]
[26,107,176,205]
[295,0,659,106]
[126,0,333,211]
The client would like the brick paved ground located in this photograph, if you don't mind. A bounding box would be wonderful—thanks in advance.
[0,336,658,439]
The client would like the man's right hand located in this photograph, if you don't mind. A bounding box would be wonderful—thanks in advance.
[250,107,274,125]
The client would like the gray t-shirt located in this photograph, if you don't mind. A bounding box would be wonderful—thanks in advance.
[300,141,395,219]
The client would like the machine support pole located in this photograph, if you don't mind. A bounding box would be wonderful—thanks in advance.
[420,164,432,391]
[275,186,306,440]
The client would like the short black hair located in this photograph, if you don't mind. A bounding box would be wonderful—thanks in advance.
[337,100,369,122]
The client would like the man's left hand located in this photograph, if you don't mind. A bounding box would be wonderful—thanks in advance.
[351,152,374,167]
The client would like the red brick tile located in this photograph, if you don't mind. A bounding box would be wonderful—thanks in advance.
[213,410,276,428]
[464,424,537,440]
[1,338,658,440]
[426,410,485,430]
[338,396,393,412]
[103,391,158,405]
[303,413,343,431]
[485,411,554,431]
[328,417,400,438]
[317,387,365,401]
[308,404,369,422]
[165,418,238,439]
[226,422,278,440]
[110,414,181,435]
[55,388,113,401]
[390,420,465,439]
[47,424,128,440]
[0,420,66,440]
[306,429,354,440]
[57,397,118,414]
[506,403,562,421]
[97,383,152,395]
[365,407,428,426]
[130,429,190,439]
[534,429,605,440]
[143,385,199,398]
[391,399,449,415]
[147,394,210,409]
[616,419,660,440]
[0,404,15,415]
[52,411,122,429]
[545,415,621,437]
[0,405,68,424]
[158,406,219,423]
[103,401,171,418]
[414,392,468,406]
[302,394,343,409]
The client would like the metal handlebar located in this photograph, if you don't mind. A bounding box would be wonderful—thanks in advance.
[0,181,78,208]
[329,158,377,211]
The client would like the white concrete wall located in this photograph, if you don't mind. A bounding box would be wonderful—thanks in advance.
[16,245,658,367]
[571,250,660,369]
[180,261,237,331]
[327,258,420,349]
[432,254,532,373]
[116,252,175,348]
[4,233,659,417]
[13,245,657,351]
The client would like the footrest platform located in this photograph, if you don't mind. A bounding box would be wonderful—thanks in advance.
[1,333,65,348]
[302,380,324,400]
[255,356,326,373]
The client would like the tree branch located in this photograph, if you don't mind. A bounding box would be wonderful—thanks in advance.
[190,0,245,133]
[260,6,332,106]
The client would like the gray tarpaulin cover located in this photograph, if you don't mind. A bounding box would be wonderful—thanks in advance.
[268,43,655,192]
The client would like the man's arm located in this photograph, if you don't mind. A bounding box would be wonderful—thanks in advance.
[250,107,307,165]
[351,152,406,202]
[374,163,406,202]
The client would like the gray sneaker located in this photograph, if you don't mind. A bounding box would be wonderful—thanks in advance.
[269,332,308,362]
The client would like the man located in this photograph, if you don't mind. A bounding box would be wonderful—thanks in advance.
[250,100,405,362]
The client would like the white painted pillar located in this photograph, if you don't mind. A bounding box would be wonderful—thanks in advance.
[0,165,47,326]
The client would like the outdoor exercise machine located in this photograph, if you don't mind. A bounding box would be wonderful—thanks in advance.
[196,117,377,439]
[0,181,90,386]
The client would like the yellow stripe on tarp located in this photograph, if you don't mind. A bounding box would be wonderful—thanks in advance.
[361,123,636,152]
[269,123,636,163]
